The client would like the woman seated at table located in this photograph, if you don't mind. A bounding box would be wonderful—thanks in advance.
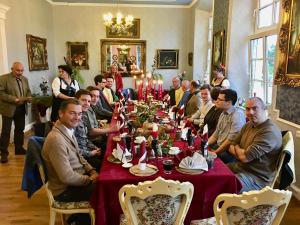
[187,84,213,128]
[198,87,223,137]
[50,65,80,122]
[185,80,201,117]
[211,64,230,89]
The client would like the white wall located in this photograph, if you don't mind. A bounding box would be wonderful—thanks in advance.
[2,0,55,93]
[226,0,254,98]
[52,5,194,90]
[193,9,210,81]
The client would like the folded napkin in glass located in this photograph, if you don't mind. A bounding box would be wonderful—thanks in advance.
[112,143,123,161]
[179,152,208,171]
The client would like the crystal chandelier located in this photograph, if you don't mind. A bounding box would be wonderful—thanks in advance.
[103,1,134,35]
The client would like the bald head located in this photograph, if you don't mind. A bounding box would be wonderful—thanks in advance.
[245,97,267,126]
[172,76,181,89]
[11,62,24,78]
[181,80,190,91]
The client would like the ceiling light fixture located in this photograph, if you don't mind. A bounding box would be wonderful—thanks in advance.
[103,0,134,34]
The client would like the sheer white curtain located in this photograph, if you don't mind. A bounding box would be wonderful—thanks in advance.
[0,3,10,135]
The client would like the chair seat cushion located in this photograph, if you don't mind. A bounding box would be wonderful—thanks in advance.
[227,205,278,225]
[190,217,216,225]
[52,200,91,209]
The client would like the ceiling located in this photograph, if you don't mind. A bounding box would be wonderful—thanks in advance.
[50,0,194,6]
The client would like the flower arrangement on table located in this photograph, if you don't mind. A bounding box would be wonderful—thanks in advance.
[39,77,50,96]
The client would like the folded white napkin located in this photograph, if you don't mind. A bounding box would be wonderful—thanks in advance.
[202,124,208,135]
[135,136,146,144]
[181,127,189,140]
[112,143,123,161]
[179,152,208,171]
[122,147,132,163]
[168,107,175,120]
[138,151,147,164]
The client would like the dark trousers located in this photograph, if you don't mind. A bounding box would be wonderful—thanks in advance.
[54,183,95,225]
[0,105,26,157]
[86,156,102,172]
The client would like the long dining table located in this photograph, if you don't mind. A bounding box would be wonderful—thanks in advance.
[91,112,241,225]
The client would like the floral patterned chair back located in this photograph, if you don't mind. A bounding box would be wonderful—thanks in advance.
[214,186,292,225]
[119,177,194,225]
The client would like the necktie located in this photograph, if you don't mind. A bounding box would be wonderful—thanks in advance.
[16,78,23,97]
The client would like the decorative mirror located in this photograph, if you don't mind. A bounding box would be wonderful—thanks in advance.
[100,39,146,77]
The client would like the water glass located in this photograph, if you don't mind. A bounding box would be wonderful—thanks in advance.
[206,155,215,169]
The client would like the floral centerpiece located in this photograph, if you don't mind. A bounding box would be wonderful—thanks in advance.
[39,77,50,96]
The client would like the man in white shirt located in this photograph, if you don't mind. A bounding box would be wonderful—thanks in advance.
[188,84,213,128]
[103,76,118,105]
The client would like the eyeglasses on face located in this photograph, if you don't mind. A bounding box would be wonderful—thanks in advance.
[217,97,226,101]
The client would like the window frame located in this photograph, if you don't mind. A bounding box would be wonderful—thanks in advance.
[255,0,280,32]
[249,30,278,105]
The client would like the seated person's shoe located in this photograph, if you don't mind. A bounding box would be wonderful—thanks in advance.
[15,148,27,155]
[1,155,8,163]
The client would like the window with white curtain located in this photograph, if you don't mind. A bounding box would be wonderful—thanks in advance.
[204,16,213,83]
[256,0,280,30]
[249,0,279,104]
[249,35,277,104]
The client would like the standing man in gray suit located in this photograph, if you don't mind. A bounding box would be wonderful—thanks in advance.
[0,62,32,163]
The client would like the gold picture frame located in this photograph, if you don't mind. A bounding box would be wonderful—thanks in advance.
[106,19,140,39]
[26,34,49,71]
[275,0,300,87]
[67,42,89,70]
[212,30,225,67]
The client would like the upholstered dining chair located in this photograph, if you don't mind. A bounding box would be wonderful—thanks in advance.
[190,186,292,225]
[118,176,194,225]
[26,136,95,225]
[270,131,295,189]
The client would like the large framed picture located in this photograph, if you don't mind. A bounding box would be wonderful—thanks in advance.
[67,42,89,70]
[212,30,225,67]
[26,34,48,71]
[157,49,179,69]
[106,19,140,39]
[275,0,300,87]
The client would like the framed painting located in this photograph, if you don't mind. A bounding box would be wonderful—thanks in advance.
[157,49,179,69]
[26,34,48,71]
[67,42,89,70]
[275,0,300,87]
[212,30,225,67]
[106,19,140,39]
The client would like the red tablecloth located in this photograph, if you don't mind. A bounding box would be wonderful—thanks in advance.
[91,113,241,225]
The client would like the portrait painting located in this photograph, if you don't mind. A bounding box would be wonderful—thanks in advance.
[275,0,300,86]
[212,30,225,67]
[26,34,48,71]
[157,49,179,69]
[67,42,89,70]
[287,0,300,74]
[106,19,140,39]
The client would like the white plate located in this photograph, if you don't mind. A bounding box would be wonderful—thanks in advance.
[122,163,133,168]
[170,147,179,151]
[168,150,181,155]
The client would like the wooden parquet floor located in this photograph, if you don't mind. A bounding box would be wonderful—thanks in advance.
[0,134,299,225]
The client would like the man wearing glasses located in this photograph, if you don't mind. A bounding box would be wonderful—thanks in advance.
[208,89,246,163]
